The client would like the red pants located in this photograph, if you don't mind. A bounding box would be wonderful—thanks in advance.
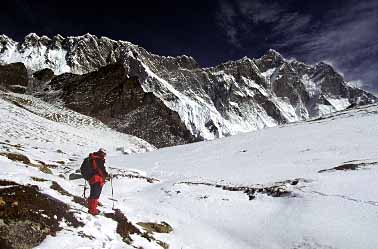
[88,183,103,215]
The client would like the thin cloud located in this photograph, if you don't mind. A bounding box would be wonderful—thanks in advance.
[216,0,378,93]
[216,0,242,48]
[271,12,312,36]
[216,0,285,48]
[237,0,282,23]
[280,0,378,90]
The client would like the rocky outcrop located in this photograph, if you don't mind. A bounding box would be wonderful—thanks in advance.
[47,63,198,148]
[1,34,376,146]
[0,180,83,249]
[33,68,55,82]
[0,63,28,93]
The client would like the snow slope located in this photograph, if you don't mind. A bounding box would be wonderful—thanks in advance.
[113,103,378,249]
[0,91,161,248]
[1,91,378,249]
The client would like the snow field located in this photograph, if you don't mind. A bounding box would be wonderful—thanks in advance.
[1,91,378,249]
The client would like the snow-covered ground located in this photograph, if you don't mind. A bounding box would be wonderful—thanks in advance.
[1,91,378,249]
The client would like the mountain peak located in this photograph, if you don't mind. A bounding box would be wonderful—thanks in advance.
[267,48,283,57]
[0,35,15,47]
[25,33,40,40]
[314,61,337,74]
[264,49,285,62]
[0,34,11,40]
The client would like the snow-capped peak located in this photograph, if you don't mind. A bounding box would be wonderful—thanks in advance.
[267,48,283,57]
[25,32,40,39]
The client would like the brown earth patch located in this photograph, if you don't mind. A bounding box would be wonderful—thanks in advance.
[31,177,48,182]
[35,160,59,169]
[103,209,170,248]
[104,209,141,244]
[40,165,53,174]
[0,180,83,249]
[0,152,30,164]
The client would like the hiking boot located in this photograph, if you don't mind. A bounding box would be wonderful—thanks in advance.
[88,198,100,215]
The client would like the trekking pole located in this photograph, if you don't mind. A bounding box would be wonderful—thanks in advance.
[83,180,87,198]
[110,176,115,210]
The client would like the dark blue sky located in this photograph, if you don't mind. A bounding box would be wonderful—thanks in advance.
[1,0,377,94]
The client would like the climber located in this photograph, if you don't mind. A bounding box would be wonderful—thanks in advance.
[81,148,109,215]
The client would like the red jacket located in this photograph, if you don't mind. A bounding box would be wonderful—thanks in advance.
[88,152,108,187]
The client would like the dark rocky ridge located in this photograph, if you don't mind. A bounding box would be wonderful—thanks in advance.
[46,63,198,148]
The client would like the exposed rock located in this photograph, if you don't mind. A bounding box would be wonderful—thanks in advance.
[0,152,56,175]
[32,68,55,82]
[7,85,27,94]
[47,63,199,148]
[318,161,377,173]
[0,152,31,164]
[179,178,303,200]
[31,68,55,93]
[157,240,170,249]
[49,181,87,207]
[0,180,83,249]
[137,221,173,234]
[0,219,48,249]
[0,63,28,93]
[39,165,53,174]
[35,160,58,168]
[255,49,285,72]
[109,167,159,183]
[50,181,72,196]
[69,173,82,180]
[31,177,48,182]
[104,209,141,244]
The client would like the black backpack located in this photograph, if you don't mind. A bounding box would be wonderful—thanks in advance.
[80,157,94,180]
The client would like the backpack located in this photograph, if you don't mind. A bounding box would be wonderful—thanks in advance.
[80,157,94,180]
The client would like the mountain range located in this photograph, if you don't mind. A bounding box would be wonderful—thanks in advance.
[0,33,376,147]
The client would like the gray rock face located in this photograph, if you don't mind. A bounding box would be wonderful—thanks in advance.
[0,63,28,93]
[33,68,55,82]
[47,63,198,148]
[0,34,376,145]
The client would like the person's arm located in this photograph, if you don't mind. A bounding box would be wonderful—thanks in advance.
[98,160,109,178]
